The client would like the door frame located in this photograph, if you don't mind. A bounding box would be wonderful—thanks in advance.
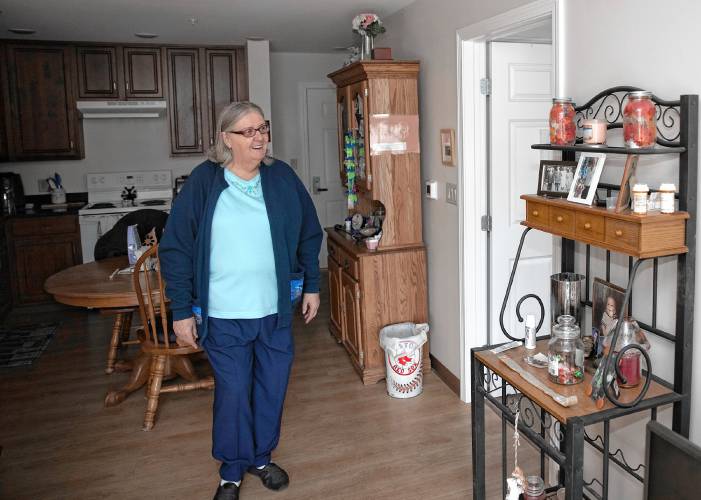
[298,81,337,192]
[456,0,564,402]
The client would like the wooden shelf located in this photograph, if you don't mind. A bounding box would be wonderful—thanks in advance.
[474,340,680,425]
[522,194,689,258]
[531,143,686,155]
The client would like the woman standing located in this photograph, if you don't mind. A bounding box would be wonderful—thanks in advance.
[159,102,322,500]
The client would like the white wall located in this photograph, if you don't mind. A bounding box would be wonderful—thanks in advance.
[269,51,345,185]
[383,0,532,378]
[0,44,274,195]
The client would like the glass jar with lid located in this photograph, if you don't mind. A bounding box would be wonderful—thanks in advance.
[524,476,545,500]
[623,91,657,148]
[548,315,585,385]
[603,317,651,388]
[549,97,577,145]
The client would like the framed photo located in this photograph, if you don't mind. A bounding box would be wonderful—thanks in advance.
[567,152,606,205]
[440,128,455,166]
[591,278,626,360]
[537,160,577,197]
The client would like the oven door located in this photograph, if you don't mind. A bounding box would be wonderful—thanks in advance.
[79,213,124,263]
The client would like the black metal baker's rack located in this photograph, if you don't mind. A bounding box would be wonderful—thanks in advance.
[470,87,698,499]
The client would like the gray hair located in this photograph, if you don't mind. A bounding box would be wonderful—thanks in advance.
[207,101,274,166]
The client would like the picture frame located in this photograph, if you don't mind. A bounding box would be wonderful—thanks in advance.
[537,160,578,198]
[567,152,607,205]
[591,278,627,360]
[440,128,455,166]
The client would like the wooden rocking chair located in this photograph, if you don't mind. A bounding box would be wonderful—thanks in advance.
[133,244,214,431]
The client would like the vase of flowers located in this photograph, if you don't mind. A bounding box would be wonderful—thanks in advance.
[352,13,386,60]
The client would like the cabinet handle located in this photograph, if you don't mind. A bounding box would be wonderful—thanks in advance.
[70,140,74,150]
[556,215,563,222]
[329,246,335,255]
[532,210,539,217]
[615,229,623,237]
[113,81,117,91]
[584,222,592,229]
[344,260,350,270]
[126,81,130,91]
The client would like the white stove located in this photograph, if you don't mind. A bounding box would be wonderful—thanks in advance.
[79,170,173,263]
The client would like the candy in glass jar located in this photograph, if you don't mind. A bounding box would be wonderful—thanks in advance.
[549,98,576,145]
[548,315,584,385]
[604,317,650,388]
[623,91,656,148]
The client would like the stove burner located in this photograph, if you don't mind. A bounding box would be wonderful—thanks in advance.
[140,199,166,206]
[90,202,116,209]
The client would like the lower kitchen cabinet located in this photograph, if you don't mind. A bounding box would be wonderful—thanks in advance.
[0,218,10,319]
[326,228,429,384]
[5,214,82,305]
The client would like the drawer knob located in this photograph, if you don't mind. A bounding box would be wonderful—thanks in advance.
[532,210,539,217]
[329,246,335,254]
[556,216,563,222]
[584,222,592,229]
[615,229,623,237]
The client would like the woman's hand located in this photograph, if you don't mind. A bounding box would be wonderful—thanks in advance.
[302,293,320,324]
[173,317,198,348]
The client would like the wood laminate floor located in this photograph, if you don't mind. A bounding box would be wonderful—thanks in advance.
[0,284,540,499]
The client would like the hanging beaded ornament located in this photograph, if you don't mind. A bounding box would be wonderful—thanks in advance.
[506,410,526,500]
[344,131,358,209]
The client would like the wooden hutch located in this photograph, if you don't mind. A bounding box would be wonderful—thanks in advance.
[326,61,428,384]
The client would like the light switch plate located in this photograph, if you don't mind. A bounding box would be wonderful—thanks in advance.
[446,183,458,205]
[425,180,438,199]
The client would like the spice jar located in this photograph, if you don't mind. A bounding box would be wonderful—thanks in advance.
[632,184,649,214]
[604,317,650,388]
[548,315,585,385]
[659,183,676,214]
[623,91,656,148]
[582,119,607,145]
[524,476,545,500]
[549,98,576,146]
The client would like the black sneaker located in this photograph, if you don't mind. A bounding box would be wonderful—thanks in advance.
[247,463,289,491]
[213,481,240,500]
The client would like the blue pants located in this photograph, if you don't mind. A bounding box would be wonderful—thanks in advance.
[204,315,294,482]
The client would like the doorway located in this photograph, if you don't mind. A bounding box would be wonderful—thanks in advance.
[299,82,347,268]
[457,0,562,402]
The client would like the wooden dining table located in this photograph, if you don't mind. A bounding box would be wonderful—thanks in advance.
[45,256,161,407]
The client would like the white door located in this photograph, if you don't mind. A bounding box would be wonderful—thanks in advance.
[489,42,553,344]
[303,86,346,268]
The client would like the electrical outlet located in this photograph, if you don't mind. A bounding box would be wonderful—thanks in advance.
[38,178,50,192]
[446,182,458,205]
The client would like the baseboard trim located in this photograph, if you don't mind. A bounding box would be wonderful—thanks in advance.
[429,354,460,396]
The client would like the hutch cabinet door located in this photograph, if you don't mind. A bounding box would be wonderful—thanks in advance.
[6,44,82,160]
[328,255,343,342]
[203,48,241,148]
[348,81,371,191]
[336,86,350,184]
[11,235,81,304]
[165,48,204,155]
[341,271,363,368]
[76,46,120,99]
[123,47,162,98]
[0,47,8,161]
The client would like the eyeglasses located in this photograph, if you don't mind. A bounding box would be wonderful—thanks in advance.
[225,124,270,138]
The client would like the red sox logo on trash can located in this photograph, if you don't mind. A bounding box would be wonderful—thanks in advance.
[388,340,420,375]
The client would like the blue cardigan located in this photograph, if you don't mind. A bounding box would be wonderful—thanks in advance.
[159,159,323,343]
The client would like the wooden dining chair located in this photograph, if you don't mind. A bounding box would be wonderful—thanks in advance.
[133,243,214,431]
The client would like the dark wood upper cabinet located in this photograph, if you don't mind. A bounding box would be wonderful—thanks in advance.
[165,48,203,155]
[204,49,240,147]
[124,47,162,98]
[76,46,120,99]
[6,44,83,160]
[0,47,9,161]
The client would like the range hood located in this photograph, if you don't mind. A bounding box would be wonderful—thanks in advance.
[77,100,167,119]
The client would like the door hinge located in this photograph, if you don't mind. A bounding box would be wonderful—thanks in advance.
[480,78,491,96]
[481,215,492,232]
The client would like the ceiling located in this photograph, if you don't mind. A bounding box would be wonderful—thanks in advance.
[0,0,416,52]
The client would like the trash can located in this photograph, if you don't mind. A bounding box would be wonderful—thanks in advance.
[379,322,429,398]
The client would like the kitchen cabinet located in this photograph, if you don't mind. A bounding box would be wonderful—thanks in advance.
[5,44,83,160]
[0,218,10,319]
[165,48,204,155]
[0,48,8,162]
[123,47,162,98]
[6,215,82,305]
[76,46,121,99]
[326,61,428,384]
[166,47,248,156]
